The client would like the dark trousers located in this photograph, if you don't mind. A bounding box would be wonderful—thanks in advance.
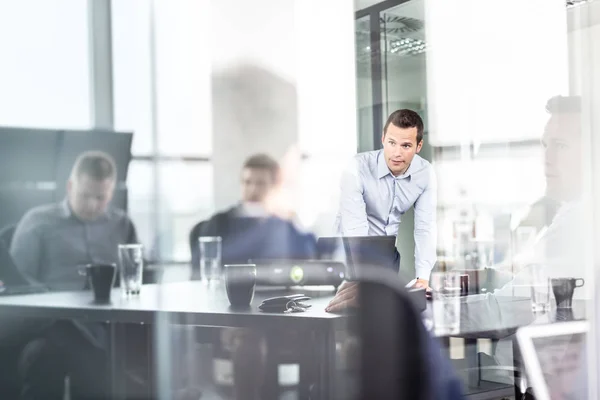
[18,320,109,400]
[392,249,401,274]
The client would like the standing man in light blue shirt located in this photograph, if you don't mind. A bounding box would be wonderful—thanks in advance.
[327,109,436,312]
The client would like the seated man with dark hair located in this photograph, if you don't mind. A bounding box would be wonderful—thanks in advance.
[190,153,317,276]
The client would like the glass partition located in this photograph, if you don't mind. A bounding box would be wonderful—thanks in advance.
[357,0,599,398]
[0,0,599,399]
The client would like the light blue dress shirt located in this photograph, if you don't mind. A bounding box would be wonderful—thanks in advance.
[335,150,437,279]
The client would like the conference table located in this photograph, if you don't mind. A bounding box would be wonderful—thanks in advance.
[0,279,588,399]
[427,295,588,400]
[0,281,345,399]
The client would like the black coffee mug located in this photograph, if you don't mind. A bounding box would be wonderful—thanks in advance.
[224,264,257,307]
[460,274,469,296]
[551,277,584,309]
[86,264,116,303]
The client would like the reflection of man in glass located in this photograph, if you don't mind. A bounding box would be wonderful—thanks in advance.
[496,96,590,293]
[543,96,583,202]
[466,97,589,396]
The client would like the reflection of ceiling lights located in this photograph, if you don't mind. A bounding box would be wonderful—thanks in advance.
[380,16,424,34]
[566,0,593,7]
[389,37,426,56]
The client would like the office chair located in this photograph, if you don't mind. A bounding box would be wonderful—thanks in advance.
[356,270,462,400]
[0,224,16,249]
[357,278,430,400]
[0,241,35,397]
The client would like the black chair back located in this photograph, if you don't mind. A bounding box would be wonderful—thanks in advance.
[0,240,32,287]
[0,225,15,248]
[357,274,432,400]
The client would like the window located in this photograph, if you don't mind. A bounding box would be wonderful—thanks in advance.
[112,0,213,261]
[0,0,91,128]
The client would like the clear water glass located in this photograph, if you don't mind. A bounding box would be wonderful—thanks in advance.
[198,236,222,283]
[530,264,551,312]
[118,244,144,296]
[431,271,461,335]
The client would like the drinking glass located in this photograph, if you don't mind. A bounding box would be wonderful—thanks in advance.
[530,264,551,312]
[198,237,222,283]
[118,244,144,296]
[431,271,461,335]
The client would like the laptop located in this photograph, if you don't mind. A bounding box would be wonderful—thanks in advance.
[317,236,399,280]
[517,321,589,400]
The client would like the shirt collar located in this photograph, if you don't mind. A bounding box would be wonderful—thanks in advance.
[377,150,392,179]
[377,150,422,180]
[60,198,73,219]
[60,198,110,222]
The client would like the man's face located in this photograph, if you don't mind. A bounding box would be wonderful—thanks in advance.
[67,175,115,221]
[542,113,582,202]
[241,167,275,203]
[381,123,423,176]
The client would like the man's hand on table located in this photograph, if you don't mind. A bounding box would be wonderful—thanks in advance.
[326,281,359,313]
[413,278,433,298]
[326,278,432,312]
[413,278,429,289]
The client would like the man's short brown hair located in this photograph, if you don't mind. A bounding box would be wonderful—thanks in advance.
[243,154,279,179]
[383,109,424,143]
[546,95,581,115]
[71,151,117,181]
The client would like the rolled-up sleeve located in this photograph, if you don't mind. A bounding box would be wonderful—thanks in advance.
[338,159,369,236]
[413,167,437,280]
[10,212,44,283]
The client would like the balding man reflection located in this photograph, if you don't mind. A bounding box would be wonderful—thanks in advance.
[461,97,591,394]
[11,151,138,290]
[491,96,590,295]
[10,151,140,399]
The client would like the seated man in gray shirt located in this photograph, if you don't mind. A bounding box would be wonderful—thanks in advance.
[10,151,139,399]
[11,150,138,291]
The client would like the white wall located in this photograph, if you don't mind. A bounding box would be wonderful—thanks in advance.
[210,0,299,211]
[566,0,600,310]
[210,0,358,234]
[426,0,569,146]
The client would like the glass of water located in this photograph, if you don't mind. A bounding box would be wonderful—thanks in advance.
[198,236,222,283]
[431,271,461,335]
[529,264,551,312]
[118,244,144,296]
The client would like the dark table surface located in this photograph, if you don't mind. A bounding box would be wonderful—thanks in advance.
[426,295,589,339]
[0,281,346,330]
[0,279,587,338]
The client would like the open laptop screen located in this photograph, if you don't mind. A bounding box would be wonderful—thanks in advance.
[317,236,398,279]
[517,321,589,400]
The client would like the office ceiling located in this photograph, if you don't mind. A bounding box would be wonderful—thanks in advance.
[355,0,426,66]
[355,0,384,11]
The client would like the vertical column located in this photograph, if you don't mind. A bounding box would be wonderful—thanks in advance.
[210,0,299,210]
[88,0,114,130]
